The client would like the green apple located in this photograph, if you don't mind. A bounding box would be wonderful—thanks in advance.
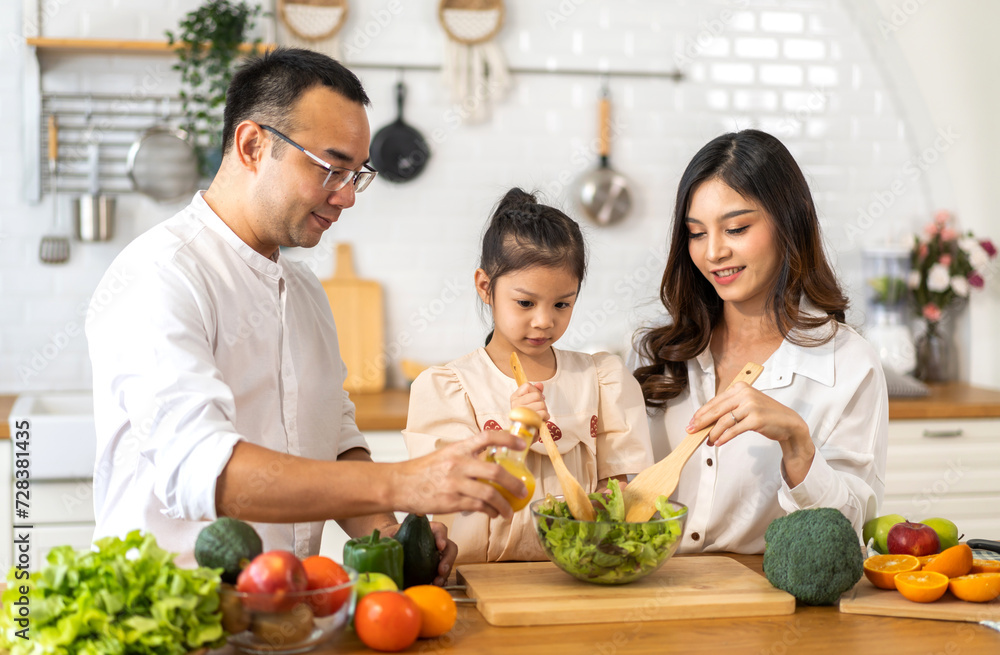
[862,514,907,554]
[354,572,398,600]
[920,517,961,550]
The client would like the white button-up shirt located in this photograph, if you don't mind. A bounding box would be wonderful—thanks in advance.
[86,192,369,566]
[648,319,888,554]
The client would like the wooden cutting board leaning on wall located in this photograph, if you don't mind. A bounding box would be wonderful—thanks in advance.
[322,243,386,393]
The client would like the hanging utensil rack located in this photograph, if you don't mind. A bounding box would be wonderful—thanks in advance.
[38,92,216,196]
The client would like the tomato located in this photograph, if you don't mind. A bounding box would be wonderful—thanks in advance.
[354,591,421,652]
[301,555,351,617]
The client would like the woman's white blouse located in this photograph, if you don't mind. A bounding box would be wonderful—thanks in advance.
[649,321,888,554]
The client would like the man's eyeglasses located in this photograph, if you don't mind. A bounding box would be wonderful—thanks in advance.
[260,125,377,193]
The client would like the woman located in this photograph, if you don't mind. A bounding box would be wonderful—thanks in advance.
[634,129,887,554]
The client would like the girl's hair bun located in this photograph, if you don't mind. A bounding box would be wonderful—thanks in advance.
[479,187,588,299]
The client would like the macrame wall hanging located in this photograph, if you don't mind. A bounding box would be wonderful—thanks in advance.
[438,0,511,124]
[277,0,349,59]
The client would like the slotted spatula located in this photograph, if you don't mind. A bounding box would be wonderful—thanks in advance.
[622,362,764,523]
[509,352,596,522]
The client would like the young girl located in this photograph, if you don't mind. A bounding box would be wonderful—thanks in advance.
[404,188,653,563]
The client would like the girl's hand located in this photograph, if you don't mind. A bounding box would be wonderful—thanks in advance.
[511,381,549,422]
[685,382,815,486]
[595,475,629,494]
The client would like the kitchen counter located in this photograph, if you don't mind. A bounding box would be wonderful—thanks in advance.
[215,554,999,654]
[353,382,1000,429]
[887,382,1000,419]
[4,383,1000,438]
[0,390,413,439]
[0,395,14,438]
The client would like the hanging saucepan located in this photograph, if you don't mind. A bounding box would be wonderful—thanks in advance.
[74,141,115,242]
[126,124,200,203]
[370,82,431,183]
[576,87,633,226]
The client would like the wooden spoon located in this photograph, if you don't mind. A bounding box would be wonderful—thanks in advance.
[509,352,596,522]
[622,362,764,523]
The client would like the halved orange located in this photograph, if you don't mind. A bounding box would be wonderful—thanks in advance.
[970,559,1000,574]
[863,554,921,589]
[894,570,949,603]
[922,544,973,578]
[916,555,937,568]
[948,572,1000,602]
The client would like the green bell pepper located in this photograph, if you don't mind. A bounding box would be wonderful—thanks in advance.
[343,528,404,589]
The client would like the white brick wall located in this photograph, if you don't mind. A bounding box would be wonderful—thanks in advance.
[1,0,942,392]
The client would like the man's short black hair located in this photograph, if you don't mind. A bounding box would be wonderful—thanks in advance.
[222,47,370,155]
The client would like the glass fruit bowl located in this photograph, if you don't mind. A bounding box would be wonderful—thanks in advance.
[220,567,357,655]
[530,496,688,585]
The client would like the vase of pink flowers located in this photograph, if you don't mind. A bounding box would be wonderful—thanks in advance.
[908,210,997,382]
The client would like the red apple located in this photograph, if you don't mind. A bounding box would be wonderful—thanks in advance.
[887,521,940,556]
[236,550,308,612]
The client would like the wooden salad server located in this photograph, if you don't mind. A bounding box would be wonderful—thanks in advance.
[622,362,764,523]
[510,352,596,522]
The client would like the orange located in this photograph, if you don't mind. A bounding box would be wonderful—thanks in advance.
[894,570,949,603]
[922,544,973,578]
[970,559,1000,574]
[403,585,457,638]
[916,555,937,568]
[948,572,1000,602]
[863,554,921,590]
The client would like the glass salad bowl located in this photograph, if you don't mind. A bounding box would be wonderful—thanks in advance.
[219,567,357,655]
[530,495,688,585]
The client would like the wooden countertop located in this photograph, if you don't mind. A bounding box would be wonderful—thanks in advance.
[351,381,1000,430]
[0,395,14,439]
[4,382,1000,439]
[240,554,999,655]
[887,382,1000,419]
[350,388,410,432]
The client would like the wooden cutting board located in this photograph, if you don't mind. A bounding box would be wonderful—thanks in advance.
[456,556,796,626]
[322,243,385,393]
[840,579,1000,623]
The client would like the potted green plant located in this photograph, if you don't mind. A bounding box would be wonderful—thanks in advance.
[166,0,263,178]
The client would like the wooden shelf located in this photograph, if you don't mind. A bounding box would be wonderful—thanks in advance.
[26,37,272,55]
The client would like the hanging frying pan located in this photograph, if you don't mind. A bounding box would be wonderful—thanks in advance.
[576,87,632,226]
[370,82,431,183]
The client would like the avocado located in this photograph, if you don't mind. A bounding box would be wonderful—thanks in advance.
[394,514,441,588]
[194,517,263,584]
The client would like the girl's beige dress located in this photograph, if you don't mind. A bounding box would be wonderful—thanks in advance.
[403,347,653,563]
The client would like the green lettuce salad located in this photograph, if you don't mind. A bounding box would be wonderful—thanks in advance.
[0,530,226,655]
[534,480,687,584]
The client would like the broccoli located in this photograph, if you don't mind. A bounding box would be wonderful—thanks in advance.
[762,507,864,606]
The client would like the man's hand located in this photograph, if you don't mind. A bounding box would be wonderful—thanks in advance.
[389,430,527,519]
[511,381,549,422]
[380,520,457,586]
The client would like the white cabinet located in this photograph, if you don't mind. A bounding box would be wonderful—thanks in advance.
[319,431,410,560]
[0,434,96,572]
[0,440,10,572]
[882,417,1000,539]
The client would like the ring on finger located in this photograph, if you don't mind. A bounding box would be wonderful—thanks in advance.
[731,410,740,424]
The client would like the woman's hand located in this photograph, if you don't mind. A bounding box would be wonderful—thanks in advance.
[685,381,816,486]
[511,381,549,422]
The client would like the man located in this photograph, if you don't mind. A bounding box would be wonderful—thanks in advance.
[86,48,525,580]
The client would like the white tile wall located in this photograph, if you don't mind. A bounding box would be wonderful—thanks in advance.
[1,0,941,392]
